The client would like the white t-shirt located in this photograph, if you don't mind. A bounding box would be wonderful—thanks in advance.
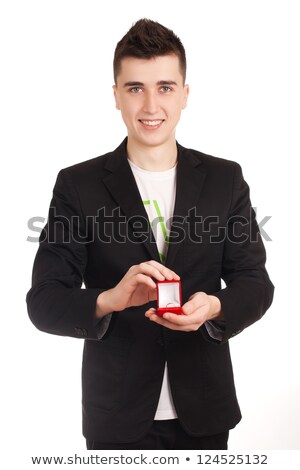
[128,159,178,420]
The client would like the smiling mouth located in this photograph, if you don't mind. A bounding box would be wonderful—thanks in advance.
[139,119,165,129]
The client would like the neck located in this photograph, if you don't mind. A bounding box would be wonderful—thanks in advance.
[126,137,177,171]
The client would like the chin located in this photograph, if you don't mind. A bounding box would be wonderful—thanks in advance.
[138,133,172,148]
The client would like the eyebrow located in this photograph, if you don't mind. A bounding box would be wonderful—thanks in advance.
[123,80,178,88]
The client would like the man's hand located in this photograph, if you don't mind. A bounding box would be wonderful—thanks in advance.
[145,291,223,332]
[95,260,180,319]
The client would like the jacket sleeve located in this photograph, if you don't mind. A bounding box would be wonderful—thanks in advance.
[203,162,274,344]
[26,168,109,340]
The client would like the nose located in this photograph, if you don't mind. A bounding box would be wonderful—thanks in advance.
[142,91,159,114]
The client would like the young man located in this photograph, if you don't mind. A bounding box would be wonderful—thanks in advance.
[27,19,274,450]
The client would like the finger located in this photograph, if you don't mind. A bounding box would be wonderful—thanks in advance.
[130,263,165,282]
[149,311,190,326]
[132,273,157,289]
[145,261,180,280]
[165,306,209,325]
[145,308,156,317]
[148,313,201,332]
[161,311,194,325]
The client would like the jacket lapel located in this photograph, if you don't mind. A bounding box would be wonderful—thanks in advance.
[165,143,207,268]
[102,138,161,262]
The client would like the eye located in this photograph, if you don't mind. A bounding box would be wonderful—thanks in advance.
[129,87,143,93]
[160,86,172,93]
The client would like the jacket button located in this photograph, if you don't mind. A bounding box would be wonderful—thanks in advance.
[75,327,85,336]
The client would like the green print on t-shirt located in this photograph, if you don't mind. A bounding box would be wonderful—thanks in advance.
[143,199,169,263]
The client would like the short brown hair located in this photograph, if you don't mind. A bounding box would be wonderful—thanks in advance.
[113,19,187,84]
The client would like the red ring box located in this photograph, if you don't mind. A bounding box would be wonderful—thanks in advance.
[156,280,183,316]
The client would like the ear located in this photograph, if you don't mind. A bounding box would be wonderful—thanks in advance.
[182,84,190,109]
[113,84,120,110]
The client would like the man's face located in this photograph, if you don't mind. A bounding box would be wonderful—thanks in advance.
[113,54,189,149]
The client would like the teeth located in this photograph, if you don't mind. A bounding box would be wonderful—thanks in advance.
[140,120,163,126]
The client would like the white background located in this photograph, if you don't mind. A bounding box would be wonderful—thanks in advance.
[1,0,299,462]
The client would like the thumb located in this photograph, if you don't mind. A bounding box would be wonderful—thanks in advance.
[182,292,206,315]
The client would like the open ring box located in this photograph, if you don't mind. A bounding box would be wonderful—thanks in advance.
[156,280,183,317]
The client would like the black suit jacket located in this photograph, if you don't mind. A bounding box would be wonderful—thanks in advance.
[27,138,274,442]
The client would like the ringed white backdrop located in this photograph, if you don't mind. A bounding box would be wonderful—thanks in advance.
[1,0,299,460]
